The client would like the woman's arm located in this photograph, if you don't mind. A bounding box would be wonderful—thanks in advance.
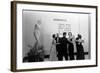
[68,36,75,44]
[67,38,73,44]
[78,39,84,43]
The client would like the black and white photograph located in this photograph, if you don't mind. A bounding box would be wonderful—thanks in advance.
[23,10,90,62]
[11,1,97,72]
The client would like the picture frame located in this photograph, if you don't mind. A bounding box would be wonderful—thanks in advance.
[11,1,98,72]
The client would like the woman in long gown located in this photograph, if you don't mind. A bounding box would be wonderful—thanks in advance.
[49,34,58,61]
[68,32,75,60]
[76,34,85,60]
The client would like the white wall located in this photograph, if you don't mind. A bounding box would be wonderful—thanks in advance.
[0,0,100,73]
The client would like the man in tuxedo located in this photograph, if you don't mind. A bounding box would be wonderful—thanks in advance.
[55,33,61,60]
[58,32,69,61]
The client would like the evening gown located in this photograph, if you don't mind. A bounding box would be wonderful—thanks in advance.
[68,38,75,60]
[76,39,85,60]
[49,39,58,61]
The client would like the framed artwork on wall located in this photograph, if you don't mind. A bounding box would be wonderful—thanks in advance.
[11,1,98,72]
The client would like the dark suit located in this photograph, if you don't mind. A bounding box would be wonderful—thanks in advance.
[58,37,69,61]
[55,37,61,52]
[55,37,61,60]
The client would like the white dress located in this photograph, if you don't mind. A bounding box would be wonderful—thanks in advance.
[49,39,58,61]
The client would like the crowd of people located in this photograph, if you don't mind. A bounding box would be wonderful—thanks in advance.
[49,32,85,61]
